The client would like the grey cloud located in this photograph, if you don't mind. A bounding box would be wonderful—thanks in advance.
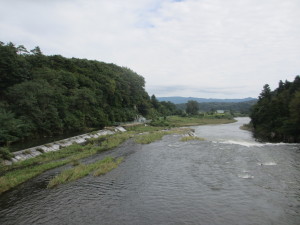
[0,0,299,98]
[146,84,252,98]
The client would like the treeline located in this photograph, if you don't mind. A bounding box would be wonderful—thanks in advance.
[250,76,300,142]
[0,42,178,146]
[176,100,257,114]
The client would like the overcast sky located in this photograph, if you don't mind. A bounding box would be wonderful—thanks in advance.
[1,0,300,98]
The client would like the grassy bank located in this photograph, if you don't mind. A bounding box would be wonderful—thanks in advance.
[180,136,205,142]
[240,123,254,131]
[0,117,235,194]
[0,132,133,194]
[0,127,191,193]
[151,115,236,127]
[47,128,192,187]
[48,156,123,188]
[134,128,192,144]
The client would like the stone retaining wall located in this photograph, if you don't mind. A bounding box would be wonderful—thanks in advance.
[3,126,127,165]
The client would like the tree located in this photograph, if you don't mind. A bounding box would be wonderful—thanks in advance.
[17,45,29,55]
[250,75,300,142]
[0,41,179,147]
[259,84,271,100]
[30,46,42,55]
[186,100,199,115]
[151,95,159,109]
[288,90,300,138]
[0,42,30,92]
[0,109,30,145]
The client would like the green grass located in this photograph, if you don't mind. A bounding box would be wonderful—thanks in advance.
[124,124,166,132]
[93,157,123,176]
[0,132,133,174]
[180,136,205,142]
[0,144,85,174]
[0,133,133,194]
[0,116,234,194]
[165,116,236,127]
[1,128,190,193]
[134,131,168,144]
[240,123,254,131]
[134,128,192,144]
[0,160,69,194]
[47,156,123,188]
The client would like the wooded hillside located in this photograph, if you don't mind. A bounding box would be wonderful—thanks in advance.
[250,76,300,142]
[176,100,257,114]
[0,42,177,146]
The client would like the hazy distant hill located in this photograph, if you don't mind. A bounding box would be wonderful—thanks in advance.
[157,96,257,104]
[176,100,257,114]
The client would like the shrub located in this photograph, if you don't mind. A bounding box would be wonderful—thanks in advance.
[149,119,171,127]
[180,136,205,142]
[71,159,80,166]
[0,147,13,160]
[23,150,31,155]
[36,148,45,153]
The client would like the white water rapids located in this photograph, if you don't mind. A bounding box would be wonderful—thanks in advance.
[0,118,299,225]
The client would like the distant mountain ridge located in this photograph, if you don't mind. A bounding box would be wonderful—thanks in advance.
[157,96,257,104]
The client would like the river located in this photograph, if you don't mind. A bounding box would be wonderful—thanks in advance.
[0,118,299,225]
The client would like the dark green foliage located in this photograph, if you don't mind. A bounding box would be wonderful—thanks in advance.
[250,76,300,142]
[0,147,13,160]
[0,108,31,145]
[149,118,171,127]
[0,42,164,147]
[0,42,30,94]
[176,100,257,114]
[157,96,256,104]
[186,100,199,115]
[150,95,182,118]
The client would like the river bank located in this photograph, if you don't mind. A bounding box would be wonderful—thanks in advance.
[1,116,235,165]
[0,125,193,194]
[1,127,123,166]
[1,117,299,225]
[0,116,235,195]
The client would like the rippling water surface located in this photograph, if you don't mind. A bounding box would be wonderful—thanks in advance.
[1,118,300,225]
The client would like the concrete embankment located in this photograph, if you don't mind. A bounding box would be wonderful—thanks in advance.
[3,126,127,165]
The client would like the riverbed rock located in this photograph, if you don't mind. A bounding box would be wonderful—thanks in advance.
[188,132,196,137]
[11,157,18,163]
[30,150,42,157]
[115,127,126,132]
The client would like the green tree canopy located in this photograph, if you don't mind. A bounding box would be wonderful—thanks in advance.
[1,42,179,146]
[186,100,199,115]
[250,75,300,142]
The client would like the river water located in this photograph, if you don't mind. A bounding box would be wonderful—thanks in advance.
[0,118,299,225]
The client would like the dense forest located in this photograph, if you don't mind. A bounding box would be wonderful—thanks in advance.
[0,42,178,146]
[250,76,300,142]
[176,100,257,114]
[157,96,256,104]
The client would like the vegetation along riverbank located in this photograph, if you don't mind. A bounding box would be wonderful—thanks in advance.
[0,42,182,148]
[0,41,236,194]
[250,75,300,142]
[0,115,235,194]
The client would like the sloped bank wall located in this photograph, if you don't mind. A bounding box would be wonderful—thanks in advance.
[3,127,127,165]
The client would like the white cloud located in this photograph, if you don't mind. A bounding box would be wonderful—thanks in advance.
[0,0,299,98]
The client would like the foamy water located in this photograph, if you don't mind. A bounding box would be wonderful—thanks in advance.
[258,162,277,166]
[1,118,299,225]
[194,117,299,147]
[238,174,254,179]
